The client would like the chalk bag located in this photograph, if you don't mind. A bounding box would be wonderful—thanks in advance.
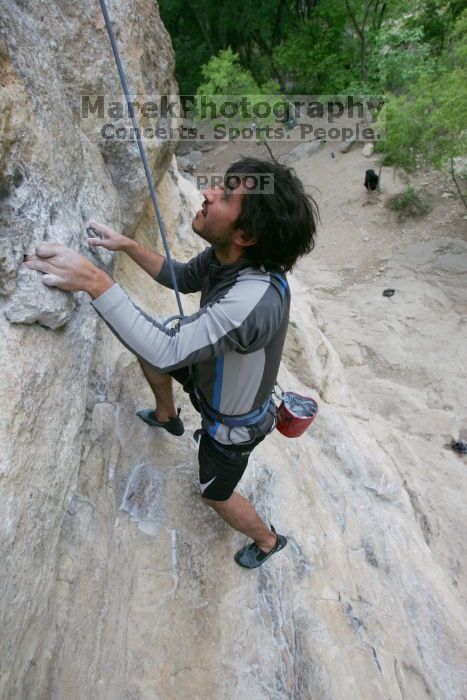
[275,390,318,438]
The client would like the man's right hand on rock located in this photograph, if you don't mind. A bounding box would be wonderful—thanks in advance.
[86,219,127,252]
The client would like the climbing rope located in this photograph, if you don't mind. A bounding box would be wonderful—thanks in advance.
[97,0,184,318]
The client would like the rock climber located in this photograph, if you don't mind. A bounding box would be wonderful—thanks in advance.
[24,157,318,569]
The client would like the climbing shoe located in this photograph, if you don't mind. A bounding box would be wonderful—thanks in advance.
[136,407,184,436]
[234,525,287,569]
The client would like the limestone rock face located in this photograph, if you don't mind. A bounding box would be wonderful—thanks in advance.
[0,0,177,326]
[1,2,467,700]
[0,0,179,695]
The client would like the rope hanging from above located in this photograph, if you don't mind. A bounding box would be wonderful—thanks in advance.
[97,0,184,318]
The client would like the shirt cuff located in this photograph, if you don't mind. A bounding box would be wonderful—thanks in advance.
[91,283,127,315]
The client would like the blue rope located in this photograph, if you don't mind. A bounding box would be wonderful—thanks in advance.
[97,0,184,317]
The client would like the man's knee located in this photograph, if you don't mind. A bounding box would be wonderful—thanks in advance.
[203,495,221,510]
[138,357,158,373]
[139,359,170,381]
[202,493,234,510]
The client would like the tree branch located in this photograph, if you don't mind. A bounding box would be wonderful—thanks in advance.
[450,157,467,210]
[344,0,364,40]
[184,0,215,53]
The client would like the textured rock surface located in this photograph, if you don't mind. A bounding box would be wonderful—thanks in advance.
[0,0,177,325]
[1,2,467,699]
[0,0,178,695]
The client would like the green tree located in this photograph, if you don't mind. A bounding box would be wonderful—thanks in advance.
[343,0,388,82]
[196,47,265,96]
[274,1,358,93]
[380,9,467,205]
[367,24,433,93]
[194,48,280,130]
[158,0,315,93]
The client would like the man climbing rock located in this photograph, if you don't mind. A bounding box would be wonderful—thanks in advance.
[25,157,318,569]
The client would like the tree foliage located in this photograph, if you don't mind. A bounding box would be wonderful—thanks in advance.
[381,9,467,170]
[196,47,272,96]
[158,0,311,94]
[194,48,279,129]
[158,0,467,174]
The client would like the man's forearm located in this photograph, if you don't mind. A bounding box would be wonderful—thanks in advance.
[121,237,165,279]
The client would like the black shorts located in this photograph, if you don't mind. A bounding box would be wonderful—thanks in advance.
[169,366,265,501]
[197,431,265,501]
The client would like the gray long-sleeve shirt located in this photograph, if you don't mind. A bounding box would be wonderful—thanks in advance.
[91,246,290,444]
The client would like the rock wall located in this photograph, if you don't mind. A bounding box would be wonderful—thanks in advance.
[0,0,177,695]
[1,2,466,699]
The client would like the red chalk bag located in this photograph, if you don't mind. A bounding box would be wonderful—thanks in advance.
[275,390,318,438]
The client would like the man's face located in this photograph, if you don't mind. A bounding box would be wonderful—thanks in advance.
[192,182,245,246]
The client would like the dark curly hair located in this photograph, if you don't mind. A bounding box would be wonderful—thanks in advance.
[225,157,319,273]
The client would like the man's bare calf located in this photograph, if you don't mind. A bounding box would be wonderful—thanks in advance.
[204,492,277,553]
[138,358,177,421]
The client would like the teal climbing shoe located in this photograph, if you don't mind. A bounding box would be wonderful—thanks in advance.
[136,407,184,436]
[234,525,287,569]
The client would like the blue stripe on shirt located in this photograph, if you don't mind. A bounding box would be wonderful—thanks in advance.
[272,273,288,297]
[212,355,224,410]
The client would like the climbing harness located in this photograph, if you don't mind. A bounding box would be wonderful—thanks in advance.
[192,393,276,447]
[97,0,184,319]
[195,391,274,428]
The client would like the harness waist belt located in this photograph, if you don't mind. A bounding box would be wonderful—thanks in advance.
[194,388,273,428]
